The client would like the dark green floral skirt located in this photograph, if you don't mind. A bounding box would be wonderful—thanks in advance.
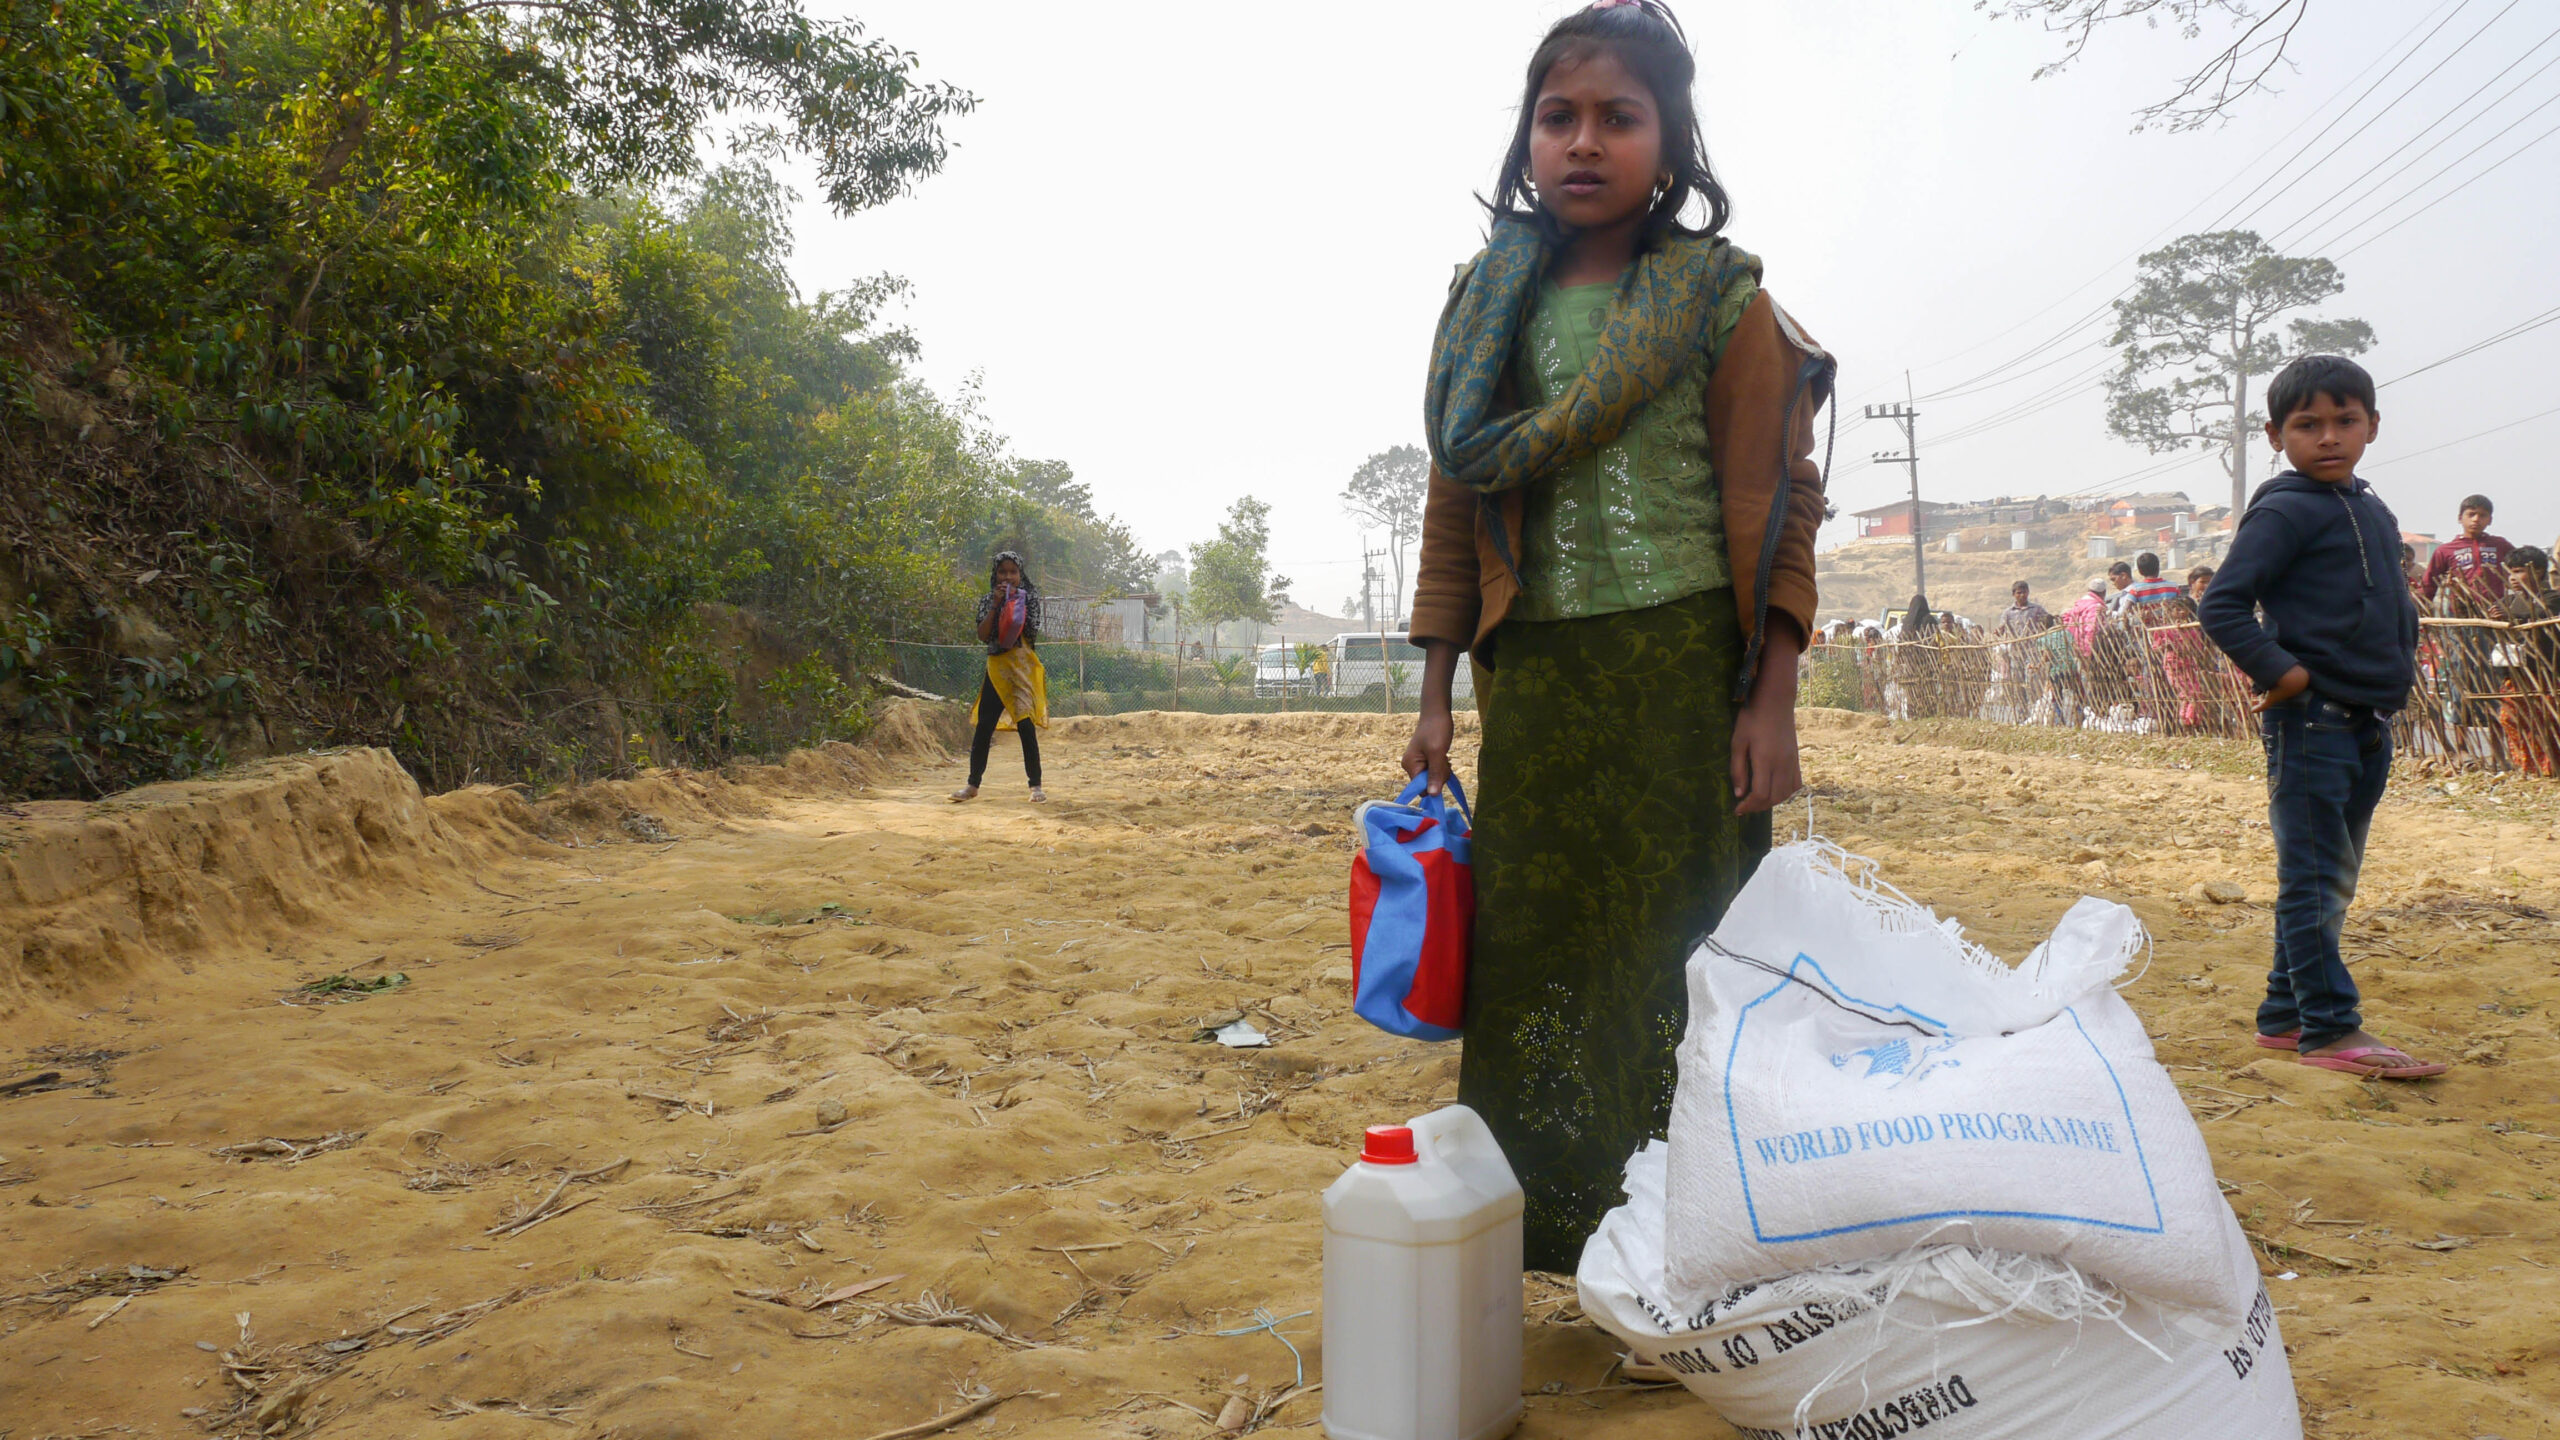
[1458,586,1771,1272]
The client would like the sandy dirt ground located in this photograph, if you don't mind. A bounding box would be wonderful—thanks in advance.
[3,709,2557,1440]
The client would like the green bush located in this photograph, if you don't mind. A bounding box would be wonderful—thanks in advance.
[1799,647,1867,712]
[0,0,1150,798]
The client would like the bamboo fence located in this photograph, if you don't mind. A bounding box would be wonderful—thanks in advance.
[1813,611,2560,775]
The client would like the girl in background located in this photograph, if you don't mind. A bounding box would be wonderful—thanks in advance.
[953,551,1048,803]
[2057,577,2110,727]
[2146,593,2221,736]
[1887,595,1939,720]
[1402,0,1833,1270]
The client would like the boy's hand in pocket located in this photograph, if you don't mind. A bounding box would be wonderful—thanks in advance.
[2252,665,2311,712]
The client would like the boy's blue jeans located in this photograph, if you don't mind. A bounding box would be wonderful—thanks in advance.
[2257,696,2392,1050]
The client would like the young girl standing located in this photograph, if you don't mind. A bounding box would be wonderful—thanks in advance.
[954,551,1048,804]
[1403,0,1833,1271]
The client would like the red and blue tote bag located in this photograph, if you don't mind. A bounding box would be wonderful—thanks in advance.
[1348,774,1474,1040]
[991,586,1029,649]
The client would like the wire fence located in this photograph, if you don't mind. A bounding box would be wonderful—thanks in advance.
[888,636,1481,718]
[891,614,2560,776]
[1803,613,2560,775]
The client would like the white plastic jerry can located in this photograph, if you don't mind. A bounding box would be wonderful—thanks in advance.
[1321,1104,1524,1440]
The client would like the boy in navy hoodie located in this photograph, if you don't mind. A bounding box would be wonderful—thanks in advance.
[2199,355,2446,1079]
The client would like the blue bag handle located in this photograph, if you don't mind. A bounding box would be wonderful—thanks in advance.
[1390,771,1472,829]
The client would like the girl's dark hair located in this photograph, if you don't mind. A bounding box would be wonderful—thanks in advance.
[1483,1,1730,246]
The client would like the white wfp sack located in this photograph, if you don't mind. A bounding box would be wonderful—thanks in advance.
[1582,1144,2302,1440]
[1664,843,2254,1324]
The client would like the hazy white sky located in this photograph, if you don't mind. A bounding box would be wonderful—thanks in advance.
[778,0,2560,617]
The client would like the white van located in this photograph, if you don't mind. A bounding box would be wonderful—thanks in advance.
[1327,633,1474,703]
[1254,642,1318,698]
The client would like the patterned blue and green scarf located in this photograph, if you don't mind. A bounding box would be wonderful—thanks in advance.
[1424,220,1743,494]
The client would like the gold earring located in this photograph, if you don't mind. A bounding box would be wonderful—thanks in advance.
[1655,173,1674,195]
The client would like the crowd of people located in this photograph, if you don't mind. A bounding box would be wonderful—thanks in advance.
[1812,493,2560,773]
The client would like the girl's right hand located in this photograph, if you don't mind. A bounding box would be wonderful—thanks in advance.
[1402,706,1453,796]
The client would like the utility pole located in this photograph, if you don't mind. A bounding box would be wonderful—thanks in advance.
[1866,375,1927,603]
[1359,545,1386,630]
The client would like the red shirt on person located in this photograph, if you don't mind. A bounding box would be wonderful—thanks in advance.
[2422,534,2513,604]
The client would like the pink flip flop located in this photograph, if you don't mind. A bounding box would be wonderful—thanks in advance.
[2253,1031,2301,1051]
[2299,1045,2448,1079]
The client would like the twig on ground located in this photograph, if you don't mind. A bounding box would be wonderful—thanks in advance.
[386,1286,554,1346]
[487,1158,629,1237]
[623,1184,748,1216]
[878,1289,1042,1348]
[432,1395,577,1423]
[852,1387,1036,1440]
[212,1132,364,1165]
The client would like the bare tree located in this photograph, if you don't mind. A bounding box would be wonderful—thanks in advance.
[2106,230,2372,513]
[1341,445,1429,626]
[1979,0,2311,131]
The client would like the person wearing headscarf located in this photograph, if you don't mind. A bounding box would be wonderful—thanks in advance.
[1887,592,1938,718]
[2050,575,2112,727]
[2060,575,2109,656]
[953,551,1049,803]
[1398,0,1834,1268]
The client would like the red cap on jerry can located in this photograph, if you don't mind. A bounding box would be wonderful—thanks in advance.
[1360,1125,1418,1165]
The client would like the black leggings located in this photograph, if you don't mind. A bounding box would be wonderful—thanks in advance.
[968,675,1041,787]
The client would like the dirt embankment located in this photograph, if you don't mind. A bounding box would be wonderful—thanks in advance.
[0,706,2553,1440]
[0,700,965,1019]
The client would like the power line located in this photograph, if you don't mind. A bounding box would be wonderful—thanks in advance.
[1893,294,2560,482]
[2379,303,2560,387]
[1896,58,2556,458]
[1930,355,2122,447]
[2334,111,2560,258]
[2047,448,2230,506]
[2224,0,2526,229]
[2363,401,2560,469]
[1845,0,2550,488]
[2268,25,2560,248]
[1894,0,2487,417]
[1853,0,2476,414]
[1920,328,2113,403]
[2181,0,2486,241]
[2300,82,2560,252]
